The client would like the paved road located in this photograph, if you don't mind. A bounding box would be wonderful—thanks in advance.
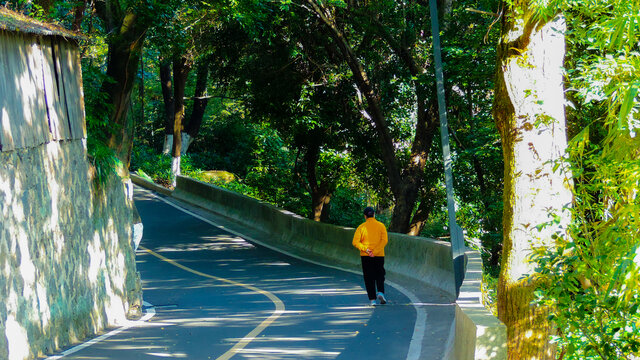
[50,188,423,359]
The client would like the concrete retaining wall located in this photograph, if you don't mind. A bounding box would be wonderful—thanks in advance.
[0,141,142,360]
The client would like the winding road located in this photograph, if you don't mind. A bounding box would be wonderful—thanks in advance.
[48,187,432,359]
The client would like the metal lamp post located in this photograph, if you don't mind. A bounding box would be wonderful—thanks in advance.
[428,0,466,297]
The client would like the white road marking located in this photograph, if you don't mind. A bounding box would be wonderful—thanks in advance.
[45,301,156,359]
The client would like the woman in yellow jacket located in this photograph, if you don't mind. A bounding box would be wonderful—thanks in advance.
[352,207,388,306]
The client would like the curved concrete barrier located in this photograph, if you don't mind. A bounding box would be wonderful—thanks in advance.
[132,174,507,359]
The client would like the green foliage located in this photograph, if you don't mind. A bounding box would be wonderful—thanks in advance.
[83,63,114,143]
[439,0,503,272]
[243,125,310,216]
[481,272,499,316]
[1,0,49,21]
[82,49,121,188]
[533,194,640,359]
[130,145,174,186]
[135,168,154,182]
[326,187,369,228]
[87,137,122,189]
[420,207,450,239]
[131,120,312,217]
[190,111,259,177]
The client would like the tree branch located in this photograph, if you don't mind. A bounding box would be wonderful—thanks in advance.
[304,0,403,190]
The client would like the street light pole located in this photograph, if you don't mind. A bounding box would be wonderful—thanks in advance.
[428,0,466,297]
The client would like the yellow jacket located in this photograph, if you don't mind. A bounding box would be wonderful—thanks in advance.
[352,217,388,256]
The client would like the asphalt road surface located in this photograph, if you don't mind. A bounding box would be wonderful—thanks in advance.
[47,187,426,360]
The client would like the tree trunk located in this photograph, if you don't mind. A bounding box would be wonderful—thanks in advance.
[95,3,148,171]
[170,55,192,186]
[182,60,210,155]
[305,139,333,222]
[311,188,332,222]
[408,186,439,236]
[493,7,572,359]
[71,0,87,31]
[139,54,144,129]
[390,186,419,232]
[160,59,175,155]
[320,193,331,222]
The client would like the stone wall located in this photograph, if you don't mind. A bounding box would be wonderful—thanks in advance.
[0,140,141,360]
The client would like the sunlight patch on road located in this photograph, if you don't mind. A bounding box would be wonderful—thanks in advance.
[236,347,340,358]
[254,261,291,266]
[155,235,256,252]
[146,352,188,358]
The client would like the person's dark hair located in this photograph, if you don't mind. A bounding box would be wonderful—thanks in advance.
[363,207,375,218]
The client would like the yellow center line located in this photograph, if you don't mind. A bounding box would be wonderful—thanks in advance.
[141,246,286,360]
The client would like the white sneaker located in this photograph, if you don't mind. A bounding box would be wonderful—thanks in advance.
[377,292,387,305]
[370,299,378,306]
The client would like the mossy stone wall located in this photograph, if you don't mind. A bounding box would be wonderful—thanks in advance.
[0,140,141,360]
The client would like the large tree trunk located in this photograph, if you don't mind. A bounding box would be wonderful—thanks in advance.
[182,61,210,155]
[493,7,572,359]
[170,55,192,187]
[95,3,148,171]
[160,59,175,155]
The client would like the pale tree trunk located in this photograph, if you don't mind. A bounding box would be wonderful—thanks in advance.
[170,55,192,187]
[160,60,175,156]
[163,134,173,156]
[181,133,193,156]
[493,8,572,360]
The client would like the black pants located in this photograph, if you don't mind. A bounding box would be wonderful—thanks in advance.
[361,256,385,300]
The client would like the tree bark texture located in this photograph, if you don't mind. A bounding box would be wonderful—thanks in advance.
[493,7,572,359]
[95,3,148,169]
[185,61,210,137]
